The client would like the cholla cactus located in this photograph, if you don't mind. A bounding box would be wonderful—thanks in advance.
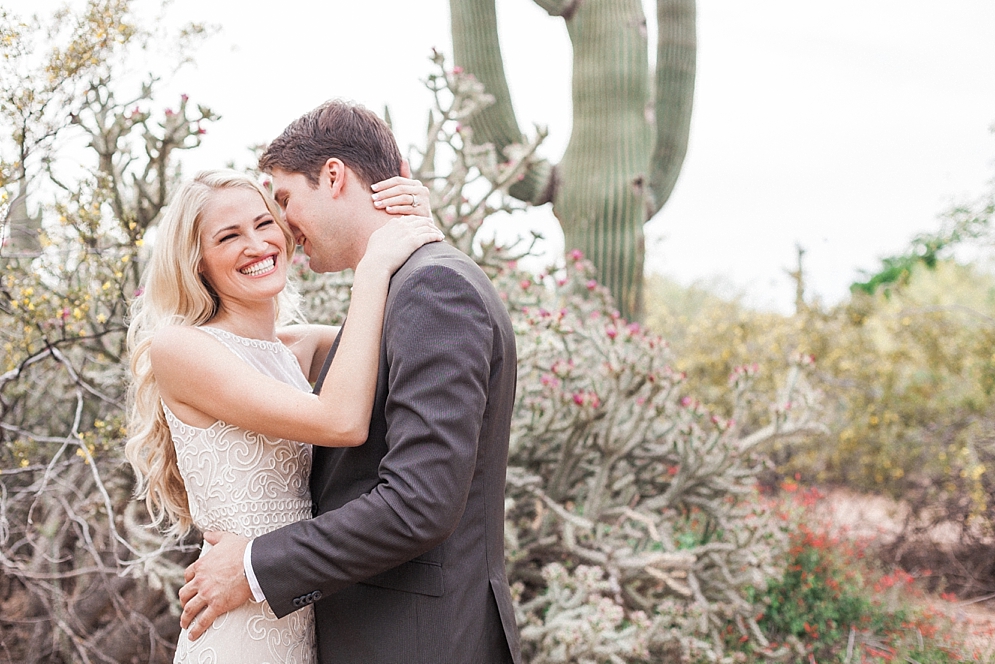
[517,564,652,664]
[498,256,825,661]
[410,50,546,276]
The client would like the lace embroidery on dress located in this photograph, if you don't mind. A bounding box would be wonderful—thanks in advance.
[167,326,316,664]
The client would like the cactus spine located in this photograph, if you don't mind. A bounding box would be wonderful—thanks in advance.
[450,0,696,319]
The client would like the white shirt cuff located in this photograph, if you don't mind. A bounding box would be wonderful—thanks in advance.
[243,539,267,603]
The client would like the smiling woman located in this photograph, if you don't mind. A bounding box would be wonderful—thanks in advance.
[123,168,443,662]
[197,187,291,326]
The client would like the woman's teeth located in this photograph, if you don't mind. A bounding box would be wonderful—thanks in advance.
[240,256,275,276]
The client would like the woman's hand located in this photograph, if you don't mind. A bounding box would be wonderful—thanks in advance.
[371,171,432,219]
[361,215,444,276]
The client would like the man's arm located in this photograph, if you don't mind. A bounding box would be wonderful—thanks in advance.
[177,532,252,639]
[254,262,493,617]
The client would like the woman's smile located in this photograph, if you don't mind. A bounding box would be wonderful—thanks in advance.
[239,255,279,277]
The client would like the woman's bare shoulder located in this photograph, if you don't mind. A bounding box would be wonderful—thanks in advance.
[149,325,221,370]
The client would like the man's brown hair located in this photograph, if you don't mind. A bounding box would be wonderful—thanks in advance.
[259,100,401,188]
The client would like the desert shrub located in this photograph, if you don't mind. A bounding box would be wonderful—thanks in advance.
[645,243,995,554]
[0,2,216,661]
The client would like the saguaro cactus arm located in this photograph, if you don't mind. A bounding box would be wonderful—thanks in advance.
[554,0,652,319]
[648,0,696,218]
[449,0,554,205]
[533,0,579,18]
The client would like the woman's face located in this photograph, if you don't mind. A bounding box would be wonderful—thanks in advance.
[198,187,288,308]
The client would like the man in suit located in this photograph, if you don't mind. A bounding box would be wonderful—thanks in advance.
[177,100,521,663]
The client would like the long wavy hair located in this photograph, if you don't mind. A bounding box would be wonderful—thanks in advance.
[126,170,301,536]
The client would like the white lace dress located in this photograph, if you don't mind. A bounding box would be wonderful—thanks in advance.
[165,327,316,664]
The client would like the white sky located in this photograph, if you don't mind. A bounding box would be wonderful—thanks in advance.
[9,0,995,312]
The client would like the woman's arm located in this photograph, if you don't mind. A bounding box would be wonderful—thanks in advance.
[153,216,443,447]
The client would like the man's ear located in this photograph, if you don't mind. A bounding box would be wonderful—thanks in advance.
[323,158,347,198]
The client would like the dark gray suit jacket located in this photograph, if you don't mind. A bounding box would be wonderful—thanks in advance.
[252,242,521,664]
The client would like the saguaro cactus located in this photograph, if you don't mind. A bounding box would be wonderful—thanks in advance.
[450,0,696,320]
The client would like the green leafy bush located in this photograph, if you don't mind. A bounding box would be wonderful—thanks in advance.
[747,489,994,663]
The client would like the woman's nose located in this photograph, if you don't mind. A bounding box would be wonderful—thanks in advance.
[244,231,270,254]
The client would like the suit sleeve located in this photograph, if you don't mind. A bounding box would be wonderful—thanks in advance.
[251,264,493,617]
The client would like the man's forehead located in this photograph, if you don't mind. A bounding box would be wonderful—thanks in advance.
[269,170,294,202]
[271,169,306,189]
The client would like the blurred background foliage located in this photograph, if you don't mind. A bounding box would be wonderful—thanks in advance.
[646,180,995,558]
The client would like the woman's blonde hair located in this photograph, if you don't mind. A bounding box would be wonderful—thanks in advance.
[126,170,301,536]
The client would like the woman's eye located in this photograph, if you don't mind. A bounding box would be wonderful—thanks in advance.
[220,233,237,242]
[258,219,274,228]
